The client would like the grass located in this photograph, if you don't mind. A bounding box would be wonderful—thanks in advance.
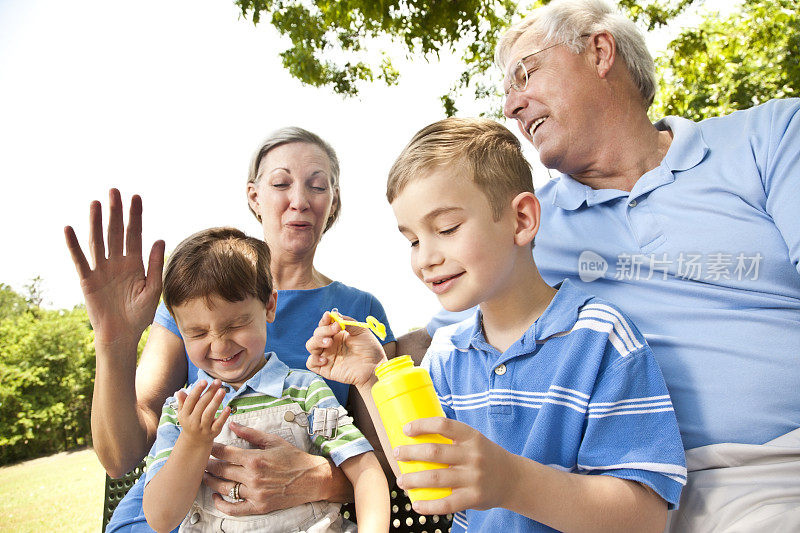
[0,448,106,532]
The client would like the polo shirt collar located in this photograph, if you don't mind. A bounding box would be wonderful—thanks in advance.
[551,173,629,211]
[195,351,289,400]
[449,279,593,354]
[530,279,593,342]
[550,116,708,211]
[655,115,708,172]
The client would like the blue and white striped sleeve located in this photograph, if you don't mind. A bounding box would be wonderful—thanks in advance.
[144,394,182,485]
[301,376,373,466]
[578,339,686,508]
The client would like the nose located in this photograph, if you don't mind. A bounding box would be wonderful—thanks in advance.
[289,185,310,211]
[503,89,526,120]
[414,239,444,272]
[210,334,233,358]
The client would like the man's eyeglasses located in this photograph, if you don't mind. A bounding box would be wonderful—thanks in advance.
[504,34,591,95]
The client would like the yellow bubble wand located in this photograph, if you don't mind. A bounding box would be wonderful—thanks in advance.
[329,308,387,341]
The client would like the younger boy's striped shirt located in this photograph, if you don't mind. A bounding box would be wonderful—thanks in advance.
[424,280,686,533]
[146,353,372,483]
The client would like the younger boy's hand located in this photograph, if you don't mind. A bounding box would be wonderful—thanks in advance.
[394,417,515,516]
[305,311,387,388]
[175,379,230,446]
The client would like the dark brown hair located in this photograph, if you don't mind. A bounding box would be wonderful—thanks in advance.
[163,227,272,314]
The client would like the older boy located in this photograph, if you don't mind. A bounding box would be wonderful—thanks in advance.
[307,118,685,532]
[142,227,388,532]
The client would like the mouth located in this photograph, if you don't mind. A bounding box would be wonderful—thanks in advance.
[426,272,464,295]
[286,221,312,229]
[527,116,548,138]
[213,351,242,365]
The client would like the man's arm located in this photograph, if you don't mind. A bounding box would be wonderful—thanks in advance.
[394,328,431,365]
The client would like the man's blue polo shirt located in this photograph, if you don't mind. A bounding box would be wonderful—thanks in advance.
[423,280,686,532]
[533,99,800,451]
[428,99,800,452]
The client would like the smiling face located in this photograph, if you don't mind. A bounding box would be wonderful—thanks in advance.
[173,294,276,390]
[502,34,603,175]
[391,167,521,312]
[247,142,339,258]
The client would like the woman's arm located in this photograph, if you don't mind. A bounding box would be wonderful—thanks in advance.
[64,189,186,476]
[92,324,187,476]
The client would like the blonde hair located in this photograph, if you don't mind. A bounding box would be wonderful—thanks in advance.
[387,118,533,220]
[496,0,656,108]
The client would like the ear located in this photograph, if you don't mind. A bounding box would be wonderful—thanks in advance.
[511,192,541,247]
[247,181,260,215]
[265,290,278,323]
[588,31,616,79]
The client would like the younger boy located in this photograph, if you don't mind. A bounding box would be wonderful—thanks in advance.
[307,118,685,532]
[142,227,388,532]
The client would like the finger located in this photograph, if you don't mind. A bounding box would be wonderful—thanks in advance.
[317,311,333,327]
[88,200,105,267]
[305,353,328,372]
[404,417,465,440]
[395,442,456,466]
[125,194,143,258]
[64,226,92,280]
[305,333,332,355]
[212,406,231,433]
[107,189,124,258]
[194,380,222,416]
[145,240,165,296]
[182,380,207,414]
[201,387,226,427]
[205,457,245,482]
[174,389,188,410]
[410,494,462,516]
[211,492,257,516]
[227,421,277,449]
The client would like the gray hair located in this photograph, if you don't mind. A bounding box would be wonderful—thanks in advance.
[246,127,341,232]
[496,0,656,107]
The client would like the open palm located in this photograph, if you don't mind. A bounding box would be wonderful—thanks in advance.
[64,189,165,346]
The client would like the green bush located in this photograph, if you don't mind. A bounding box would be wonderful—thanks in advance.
[0,284,95,465]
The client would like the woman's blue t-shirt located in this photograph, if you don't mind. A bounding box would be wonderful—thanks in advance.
[153,281,395,406]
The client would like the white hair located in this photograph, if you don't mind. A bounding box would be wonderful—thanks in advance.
[496,0,657,107]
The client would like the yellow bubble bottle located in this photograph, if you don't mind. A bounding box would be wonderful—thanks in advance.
[372,355,452,502]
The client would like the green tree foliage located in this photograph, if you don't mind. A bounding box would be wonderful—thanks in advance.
[653,0,799,121]
[0,285,95,465]
[234,0,699,115]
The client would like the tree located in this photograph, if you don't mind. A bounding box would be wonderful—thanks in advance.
[0,303,95,464]
[652,0,799,121]
[235,0,700,115]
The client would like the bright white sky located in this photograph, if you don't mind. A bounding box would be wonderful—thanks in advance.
[0,0,729,335]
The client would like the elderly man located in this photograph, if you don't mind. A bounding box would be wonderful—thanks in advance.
[399,0,800,529]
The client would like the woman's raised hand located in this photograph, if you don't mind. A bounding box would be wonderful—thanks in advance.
[306,311,388,388]
[64,188,165,347]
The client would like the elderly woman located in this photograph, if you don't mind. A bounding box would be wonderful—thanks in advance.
[65,127,396,531]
